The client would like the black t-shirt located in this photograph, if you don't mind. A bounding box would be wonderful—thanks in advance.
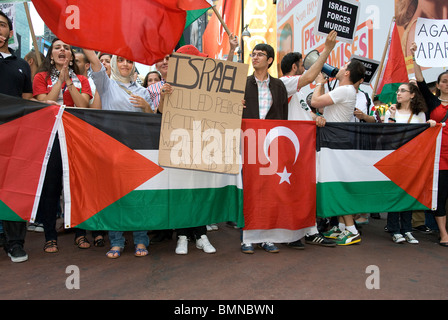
[0,49,33,98]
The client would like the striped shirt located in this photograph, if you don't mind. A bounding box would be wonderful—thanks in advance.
[255,75,272,119]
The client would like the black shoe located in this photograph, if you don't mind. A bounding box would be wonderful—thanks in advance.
[0,233,5,247]
[285,239,305,250]
[305,233,336,247]
[7,246,28,263]
[412,225,432,234]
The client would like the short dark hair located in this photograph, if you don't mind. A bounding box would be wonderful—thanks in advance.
[253,43,275,68]
[0,10,13,31]
[347,59,366,84]
[281,52,302,75]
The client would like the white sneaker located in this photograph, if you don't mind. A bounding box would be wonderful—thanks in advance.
[196,235,216,253]
[392,233,406,243]
[404,232,419,244]
[175,236,188,254]
[206,224,219,231]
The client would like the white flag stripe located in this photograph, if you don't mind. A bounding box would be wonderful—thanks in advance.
[135,150,243,190]
[317,148,393,183]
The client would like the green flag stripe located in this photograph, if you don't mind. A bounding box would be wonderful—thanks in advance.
[377,83,406,105]
[75,185,243,231]
[0,200,26,222]
[317,181,428,218]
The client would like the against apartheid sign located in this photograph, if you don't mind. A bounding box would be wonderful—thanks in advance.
[415,18,448,68]
[314,0,360,43]
[159,53,248,174]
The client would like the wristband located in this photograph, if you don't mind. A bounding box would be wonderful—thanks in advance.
[389,117,396,122]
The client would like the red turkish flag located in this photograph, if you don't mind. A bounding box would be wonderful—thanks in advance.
[241,119,316,243]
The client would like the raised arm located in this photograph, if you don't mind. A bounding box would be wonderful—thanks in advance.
[83,49,103,73]
[298,30,337,88]
[410,42,424,82]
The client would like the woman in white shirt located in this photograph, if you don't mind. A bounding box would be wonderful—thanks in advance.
[385,83,427,124]
[384,82,433,244]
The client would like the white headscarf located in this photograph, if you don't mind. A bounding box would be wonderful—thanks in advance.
[110,55,136,84]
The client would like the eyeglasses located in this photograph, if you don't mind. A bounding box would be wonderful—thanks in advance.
[250,52,267,58]
[396,89,410,94]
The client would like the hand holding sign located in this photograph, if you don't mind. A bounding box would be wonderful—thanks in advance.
[414,17,448,68]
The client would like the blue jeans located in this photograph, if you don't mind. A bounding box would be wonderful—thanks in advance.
[387,211,412,234]
[108,231,149,248]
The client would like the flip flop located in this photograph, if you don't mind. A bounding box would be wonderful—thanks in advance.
[439,242,448,247]
[106,248,122,259]
[134,246,149,257]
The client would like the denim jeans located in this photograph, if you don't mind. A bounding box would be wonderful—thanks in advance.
[387,211,412,234]
[109,231,149,248]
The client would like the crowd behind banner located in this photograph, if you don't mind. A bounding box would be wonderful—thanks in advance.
[0,9,447,264]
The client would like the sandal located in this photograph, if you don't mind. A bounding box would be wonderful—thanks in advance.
[94,236,105,247]
[134,245,148,257]
[106,247,122,259]
[43,240,59,253]
[74,236,91,249]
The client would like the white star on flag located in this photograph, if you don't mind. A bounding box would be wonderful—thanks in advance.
[277,166,292,184]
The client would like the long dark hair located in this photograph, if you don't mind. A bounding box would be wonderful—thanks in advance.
[37,38,80,80]
[397,82,427,115]
[436,71,448,97]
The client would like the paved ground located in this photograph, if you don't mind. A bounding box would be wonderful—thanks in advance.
[0,214,447,304]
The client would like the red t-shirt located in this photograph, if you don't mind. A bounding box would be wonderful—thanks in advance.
[33,71,92,107]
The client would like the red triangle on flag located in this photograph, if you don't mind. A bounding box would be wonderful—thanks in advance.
[62,112,163,227]
[0,106,60,221]
[374,126,441,208]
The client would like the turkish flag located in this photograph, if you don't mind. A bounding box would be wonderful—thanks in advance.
[31,0,211,66]
[241,119,316,243]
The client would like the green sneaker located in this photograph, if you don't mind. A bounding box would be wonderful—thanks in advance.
[322,226,341,239]
[334,230,361,246]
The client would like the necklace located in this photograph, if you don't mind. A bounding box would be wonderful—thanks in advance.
[439,97,448,103]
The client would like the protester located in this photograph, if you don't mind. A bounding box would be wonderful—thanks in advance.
[83,49,153,257]
[24,50,45,81]
[241,43,288,254]
[411,42,448,247]
[384,82,432,244]
[143,70,162,87]
[33,39,92,107]
[98,52,112,77]
[311,59,366,245]
[74,50,101,109]
[154,33,239,113]
[279,30,338,249]
[0,10,33,262]
[159,44,217,255]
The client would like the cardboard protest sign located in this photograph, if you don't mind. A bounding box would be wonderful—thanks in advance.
[159,53,248,174]
[350,55,380,85]
[314,0,360,43]
[414,18,448,68]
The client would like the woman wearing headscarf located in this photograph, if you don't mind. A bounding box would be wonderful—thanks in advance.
[84,50,154,258]
[84,50,154,113]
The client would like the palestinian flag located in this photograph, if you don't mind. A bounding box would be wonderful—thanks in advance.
[316,122,442,218]
[376,21,409,104]
[61,108,243,231]
[0,94,62,223]
[241,119,316,244]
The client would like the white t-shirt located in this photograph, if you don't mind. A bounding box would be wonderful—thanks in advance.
[384,109,426,123]
[324,85,357,122]
[280,75,313,121]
